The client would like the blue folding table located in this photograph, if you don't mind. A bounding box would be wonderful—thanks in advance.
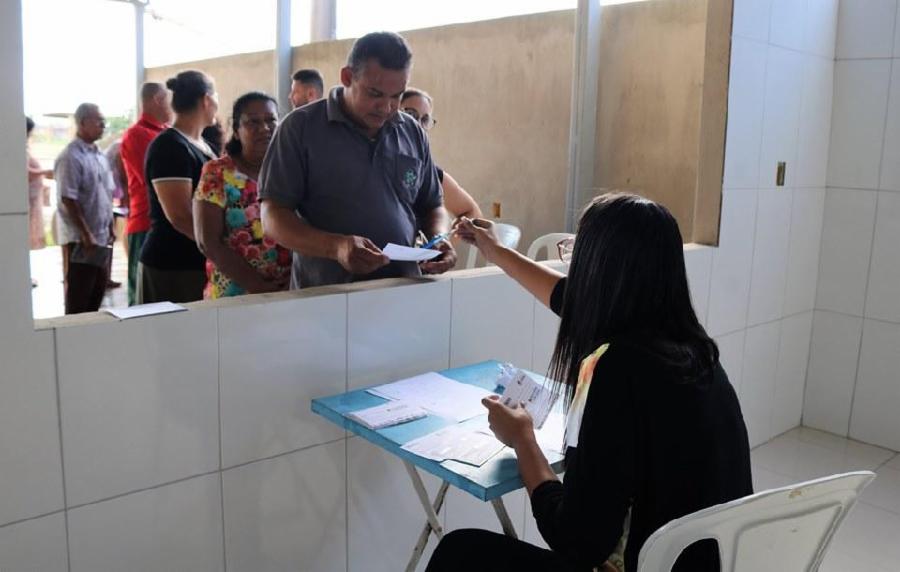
[311,360,566,571]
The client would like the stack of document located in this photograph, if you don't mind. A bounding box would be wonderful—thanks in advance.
[367,372,491,422]
[497,368,558,429]
[348,401,427,430]
[402,425,505,467]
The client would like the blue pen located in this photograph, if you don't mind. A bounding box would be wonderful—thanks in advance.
[420,232,449,250]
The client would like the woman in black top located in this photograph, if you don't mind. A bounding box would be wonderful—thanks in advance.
[138,70,219,304]
[427,193,752,572]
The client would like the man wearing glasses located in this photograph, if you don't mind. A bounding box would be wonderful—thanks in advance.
[260,31,457,288]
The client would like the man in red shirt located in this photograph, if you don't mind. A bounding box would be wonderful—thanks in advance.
[120,82,173,305]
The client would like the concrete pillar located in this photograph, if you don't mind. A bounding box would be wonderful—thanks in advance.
[310,0,337,42]
[564,0,602,232]
[275,0,292,114]
[134,1,144,116]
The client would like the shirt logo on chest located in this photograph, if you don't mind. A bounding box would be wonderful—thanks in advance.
[402,167,418,191]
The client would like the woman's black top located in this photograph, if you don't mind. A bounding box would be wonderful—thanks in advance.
[531,278,753,571]
[140,128,213,270]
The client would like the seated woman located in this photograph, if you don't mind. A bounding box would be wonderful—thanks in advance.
[428,193,752,572]
[401,88,482,220]
[193,92,291,298]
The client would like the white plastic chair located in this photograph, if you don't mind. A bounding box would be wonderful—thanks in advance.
[637,471,875,572]
[526,232,575,261]
[464,223,522,269]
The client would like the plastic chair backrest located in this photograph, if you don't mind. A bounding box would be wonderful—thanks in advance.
[464,223,522,268]
[526,232,575,261]
[637,471,875,572]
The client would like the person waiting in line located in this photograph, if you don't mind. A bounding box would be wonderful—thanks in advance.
[401,88,482,220]
[260,32,456,289]
[120,81,173,305]
[27,116,53,286]
[54,103,116,314]
[193,92,291,298]
[202,118,225,157]
[427,193,752,572]
[138,70,218,304]
[289,68,324,109]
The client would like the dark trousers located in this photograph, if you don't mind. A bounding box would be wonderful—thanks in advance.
[425,529,591,572]
[127,231,147,306]
[65,262,108,314]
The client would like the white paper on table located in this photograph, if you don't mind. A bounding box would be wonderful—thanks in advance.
[498,369,559,429]
[402,424,506,467]
[347,401,427,430]
[102,302,187,320]
[367,372,491,422]
[383,243,441,262]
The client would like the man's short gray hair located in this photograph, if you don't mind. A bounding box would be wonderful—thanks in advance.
[74,103,100,124]
[140,82,165,102]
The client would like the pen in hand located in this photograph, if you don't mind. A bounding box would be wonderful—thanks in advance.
[420,232,450,250]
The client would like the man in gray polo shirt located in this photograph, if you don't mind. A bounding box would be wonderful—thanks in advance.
[55,102,115,314]
[259,31,456,288]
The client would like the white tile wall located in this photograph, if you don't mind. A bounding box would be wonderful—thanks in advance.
[849,319,900,451]
[0,513,68,572]
[804,311,864,436]
[68,474,224,572]
[796,57,834,188]
[732,0,773,43]
[827,60,891,190]
[707,189,758,336]
[816,188,878,316]
[783,189,826,316]
[347,438,443,572]
[747,188,792,326]
[450,273,535,367]
[219,295,347,468]
[804,0,839,58]
[0,329,64,526]
[57,310,220,506]
[0,216,34,346]
[740,321,782,447]
[723,37,768,189]
[772,312,814,436]
[878,62,900,191]
[835,0,897,59]
[865,192,900,322]
[0,0,25,216]
[769,0,807,51]
[348,281,451,389]
[223,441,346,572]
[683,245,713,326]
[759,47,804,189]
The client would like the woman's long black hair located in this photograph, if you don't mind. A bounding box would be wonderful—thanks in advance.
[547,193,719,408]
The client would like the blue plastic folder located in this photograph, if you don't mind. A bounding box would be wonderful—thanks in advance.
[311,360,566,501]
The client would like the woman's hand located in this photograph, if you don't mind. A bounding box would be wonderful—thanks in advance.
[481,395,535,448]
[454,217,502,263]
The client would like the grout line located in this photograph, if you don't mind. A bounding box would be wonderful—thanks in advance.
[808,307,900,327]
[215,310,227,572]
[0,508,66,531]
[221,436,347,474]
[51,329,72,572]
[63,469,222,513]
[0,211,28,217]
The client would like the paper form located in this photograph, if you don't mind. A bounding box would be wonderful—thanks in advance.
[368,372,491,422]
[383,243,442,262]
[402,424,506,467]
[102,302,187,320]
[497,369,559,429]
[347,401,427,430]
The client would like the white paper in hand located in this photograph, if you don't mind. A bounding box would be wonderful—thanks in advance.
[498,369,558,429]
[383,243,441,262]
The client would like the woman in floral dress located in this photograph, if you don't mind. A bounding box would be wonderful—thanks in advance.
[193,92,290,298]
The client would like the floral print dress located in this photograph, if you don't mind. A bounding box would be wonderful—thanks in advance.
[194,156,292,298]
